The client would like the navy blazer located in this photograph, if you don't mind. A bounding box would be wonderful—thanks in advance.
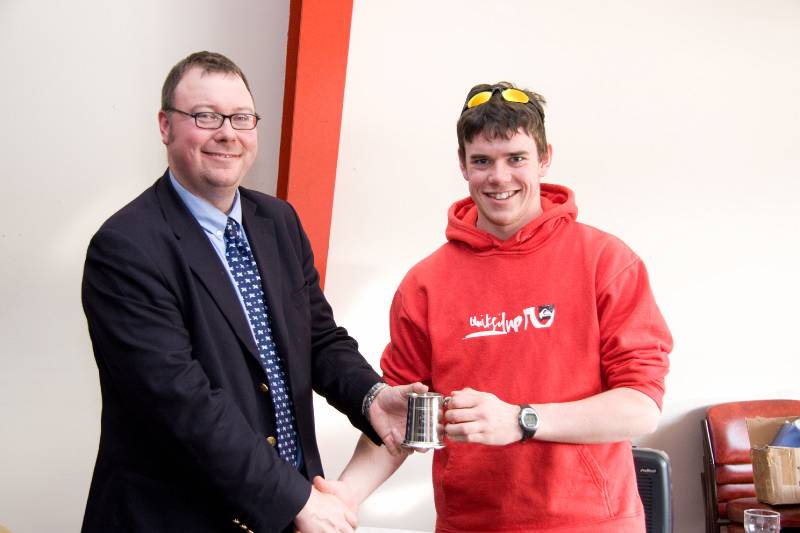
[81,172,381,533]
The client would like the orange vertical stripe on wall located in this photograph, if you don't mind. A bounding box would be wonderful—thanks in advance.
[277,0,354,290]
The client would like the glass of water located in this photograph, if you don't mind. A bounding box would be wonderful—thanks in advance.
[744,509,780,532]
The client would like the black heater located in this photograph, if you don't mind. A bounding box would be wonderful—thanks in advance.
[633,447,673,533]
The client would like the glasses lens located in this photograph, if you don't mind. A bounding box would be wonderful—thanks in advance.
[466,91,493,109]
[230,114,258,130]
[465,88,530,110]
[501,88,530,104]
[194,112,224,129]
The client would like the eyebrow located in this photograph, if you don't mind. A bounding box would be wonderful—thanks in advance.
[191,104,256,114]
[469,150,530,160]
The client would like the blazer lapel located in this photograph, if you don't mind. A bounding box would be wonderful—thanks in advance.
[155,174,259,359]
[240,197,292,369]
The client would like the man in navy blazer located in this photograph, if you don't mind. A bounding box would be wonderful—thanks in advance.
[81,51,420,533]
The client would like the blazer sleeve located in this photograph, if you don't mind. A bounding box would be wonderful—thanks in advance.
[82,226,310,531]
[284,204,383,444]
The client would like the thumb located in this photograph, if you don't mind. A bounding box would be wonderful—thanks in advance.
[407,382,429,395]
[312,475,333,492]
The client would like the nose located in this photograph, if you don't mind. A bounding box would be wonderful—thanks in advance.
[488,161,512,184]
[213,117,238,140]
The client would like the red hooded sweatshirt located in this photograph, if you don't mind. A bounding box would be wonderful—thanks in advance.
[381,184,672,533]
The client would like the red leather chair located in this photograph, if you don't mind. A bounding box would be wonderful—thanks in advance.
[701,400,800,533]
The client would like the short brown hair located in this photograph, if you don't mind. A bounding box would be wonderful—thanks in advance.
[161,51,252,110]
[457,82,547,163]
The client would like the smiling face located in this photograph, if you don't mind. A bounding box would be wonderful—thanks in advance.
[158,66,257,212]
[460,129,552,240]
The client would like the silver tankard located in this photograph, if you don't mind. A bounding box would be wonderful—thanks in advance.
[402,392,449,449]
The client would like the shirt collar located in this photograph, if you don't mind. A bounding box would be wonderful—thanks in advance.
[169,171,242,234]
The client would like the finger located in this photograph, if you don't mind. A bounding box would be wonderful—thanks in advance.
[445,420,483,437]
[446,430,485,444]
[445,407,479,423]
[385,445,400,457]
[398,382,426,399]
[313,477,333,493]
[393,443,415,456]
[385,429,399,444]
[315,482,337,495]
[384,435,402,456]
[447,392,479,409]
[410,381,429,394]
[344,506,358,528]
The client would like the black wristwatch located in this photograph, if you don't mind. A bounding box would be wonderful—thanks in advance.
[518,405,540,441]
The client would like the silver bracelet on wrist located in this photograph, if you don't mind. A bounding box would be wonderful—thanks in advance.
[362,381,389,421]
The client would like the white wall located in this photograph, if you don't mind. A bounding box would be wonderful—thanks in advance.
[2,1,799,532]
[324,1,800,531]
[0,1,288,531]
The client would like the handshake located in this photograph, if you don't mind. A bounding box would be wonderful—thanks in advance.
[294,383,525,532]
[294,476,360,533]
[293,381,428,533]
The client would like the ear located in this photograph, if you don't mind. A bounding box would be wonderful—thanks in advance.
[158,110,171,145]
[458,148,469,181]
[538,144,553,176]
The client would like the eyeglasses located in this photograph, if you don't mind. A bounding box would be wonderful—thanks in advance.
[165,108,260,130]
[463,87,530,111]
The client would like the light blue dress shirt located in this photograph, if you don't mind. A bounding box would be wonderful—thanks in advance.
[169,172,248,308]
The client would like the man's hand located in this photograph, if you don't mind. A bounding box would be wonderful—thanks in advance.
[369,382,428,455]
[444,387,521,445]
[294,485,358,533]
[312,476,358,513]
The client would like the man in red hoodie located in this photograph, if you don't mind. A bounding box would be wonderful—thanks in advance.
[315,83,672,533]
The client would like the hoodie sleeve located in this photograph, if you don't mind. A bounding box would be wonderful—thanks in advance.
[380,280,434,388]
[596,253,672,410]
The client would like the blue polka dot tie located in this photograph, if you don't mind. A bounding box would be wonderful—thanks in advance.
[224,218,298,467]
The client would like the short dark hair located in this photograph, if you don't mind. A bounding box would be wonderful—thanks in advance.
[457,82,547,163]
[161,51,252,110]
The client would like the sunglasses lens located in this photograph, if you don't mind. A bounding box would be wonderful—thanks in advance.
[502,88,530,104]
[466,91,493,109]
[466,88,530,110]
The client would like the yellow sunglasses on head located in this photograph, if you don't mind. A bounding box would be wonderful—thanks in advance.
[463,87,530,111]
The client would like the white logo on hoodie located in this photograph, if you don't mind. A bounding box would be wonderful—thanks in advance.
[464,305,555,339]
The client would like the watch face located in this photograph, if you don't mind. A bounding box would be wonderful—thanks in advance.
[522,410,538,429]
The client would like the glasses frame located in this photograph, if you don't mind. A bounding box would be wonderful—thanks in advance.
[165,107,260,130]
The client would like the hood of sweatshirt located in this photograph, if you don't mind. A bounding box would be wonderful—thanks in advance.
[445,183,577,253]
